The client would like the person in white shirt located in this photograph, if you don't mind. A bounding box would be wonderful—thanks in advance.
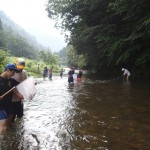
[122,68,130,81]
[11,58,28,122]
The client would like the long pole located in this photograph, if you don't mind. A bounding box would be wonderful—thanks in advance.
[1,87,15,97]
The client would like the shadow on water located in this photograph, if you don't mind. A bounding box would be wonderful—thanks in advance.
[0,76,150,150]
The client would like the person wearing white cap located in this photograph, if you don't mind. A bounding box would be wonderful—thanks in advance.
[0,64,23,133]
[11,58,28,122]
[122,68,130,81]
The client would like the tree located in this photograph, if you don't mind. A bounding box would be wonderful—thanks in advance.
[0,49,9,73]
[0,18,6,48]
[46,0,150,77]
[39,50,59,65]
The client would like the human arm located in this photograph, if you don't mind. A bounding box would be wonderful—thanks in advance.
[22,70,28,80]
[13,88,24,100]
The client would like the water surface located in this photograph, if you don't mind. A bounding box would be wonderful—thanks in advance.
[0,76,149,150]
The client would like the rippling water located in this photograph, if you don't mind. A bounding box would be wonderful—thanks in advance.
[0,76,150,150]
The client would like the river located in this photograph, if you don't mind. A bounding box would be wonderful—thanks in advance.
[0,74,149,150]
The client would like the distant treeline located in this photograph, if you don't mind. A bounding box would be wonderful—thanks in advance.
[0,11,48,60]
[0,11,67,73]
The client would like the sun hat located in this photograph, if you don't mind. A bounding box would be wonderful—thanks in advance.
[15,58,25,69]
[5,64,20,73]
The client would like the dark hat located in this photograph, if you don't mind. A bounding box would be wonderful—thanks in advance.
[5,64,21,73]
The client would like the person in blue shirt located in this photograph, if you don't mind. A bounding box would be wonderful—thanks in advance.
[43,67,48,80]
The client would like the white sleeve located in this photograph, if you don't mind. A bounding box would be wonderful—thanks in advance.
[22,70,28,80]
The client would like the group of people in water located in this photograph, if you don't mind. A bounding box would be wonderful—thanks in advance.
[42,66,83,84]
[68,67,83,84]
[43,66,130,82]
[0,60,130,134]
[43,66,53,80]
[0,58,27,133]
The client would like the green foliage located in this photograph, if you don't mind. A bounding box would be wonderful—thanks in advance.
[67,45,78,67]
[46,0,150,78]
[57,47,68,66]
[0,29,6,48]
[39,50,59,65]
[0,12,63,76]
[3,30,40,59]
[0,19,3,30]
[0,12,48,60]
[0,56,60,77]
[77,54,86,69]
[0,49,9,73]
[66,44,86,68]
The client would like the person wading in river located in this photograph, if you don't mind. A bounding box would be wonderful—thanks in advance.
[0,64,23,133]
[48,66,53,81]
[122,68,130,81]
[11,58,28,123]
[77,70,83,82]
[43,67,48,80]
[60,68,63,78]
[68,67,75,84]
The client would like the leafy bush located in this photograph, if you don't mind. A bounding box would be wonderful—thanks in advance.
[0,49,10,73]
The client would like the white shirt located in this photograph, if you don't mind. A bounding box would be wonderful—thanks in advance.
[11,70,27,102]
[122,68,130,76]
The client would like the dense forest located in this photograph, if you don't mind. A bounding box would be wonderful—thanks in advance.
[46,0,150,78]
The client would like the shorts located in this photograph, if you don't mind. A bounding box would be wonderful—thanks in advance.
[0,110,7,120]
[77,78,81,81]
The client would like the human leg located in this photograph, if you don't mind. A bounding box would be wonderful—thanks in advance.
[16,102,23,118]
[0,120,7,134]
[126,75,130,81]
[49,74,52,80]
[0,110,8,134]
[13,101,23,120]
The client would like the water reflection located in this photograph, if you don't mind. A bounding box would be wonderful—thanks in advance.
[0,77,149,150]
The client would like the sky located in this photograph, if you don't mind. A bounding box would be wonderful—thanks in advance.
[0,0,67,52]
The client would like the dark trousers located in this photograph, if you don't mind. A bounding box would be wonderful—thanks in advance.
[68,76,74,83]
[12,101,23,122]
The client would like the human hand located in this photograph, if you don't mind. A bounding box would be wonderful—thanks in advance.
[15,93,24,100]
[0,95,4,100]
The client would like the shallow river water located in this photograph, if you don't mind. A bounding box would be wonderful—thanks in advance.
[0,75,150,150]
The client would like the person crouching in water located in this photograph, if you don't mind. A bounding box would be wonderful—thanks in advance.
[11,58,27,122]
[0,64,24,133]
[77,70,83,82]
[68,67,75,84]
[122,68,130,81]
